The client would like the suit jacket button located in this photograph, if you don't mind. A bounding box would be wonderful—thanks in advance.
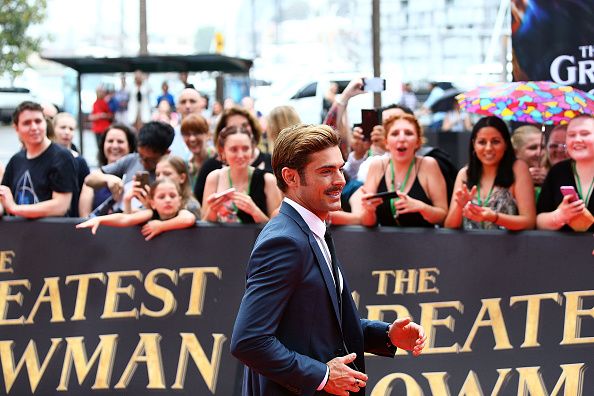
[335,347,344,356]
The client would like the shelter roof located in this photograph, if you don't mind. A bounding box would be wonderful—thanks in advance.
[42,53,253,74]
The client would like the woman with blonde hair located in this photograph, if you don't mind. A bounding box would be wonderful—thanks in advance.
[265,105,301,152]
[511,125,547,187]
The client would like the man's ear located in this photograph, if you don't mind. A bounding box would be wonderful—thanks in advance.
[281,167,299,188]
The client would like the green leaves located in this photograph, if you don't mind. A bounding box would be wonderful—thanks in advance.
[0,0,47,80]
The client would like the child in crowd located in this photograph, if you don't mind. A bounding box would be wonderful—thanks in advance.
[76,178,196,240]
[123,155,201,217]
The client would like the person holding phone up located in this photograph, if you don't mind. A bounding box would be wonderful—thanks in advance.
[201,126,281,224]
[537,115,594,232]
[354,113,449,227]
[444,116,536,230]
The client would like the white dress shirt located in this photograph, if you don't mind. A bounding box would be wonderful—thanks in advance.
[284,198,343,291]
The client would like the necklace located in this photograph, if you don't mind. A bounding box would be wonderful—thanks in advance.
[227,167,253,222]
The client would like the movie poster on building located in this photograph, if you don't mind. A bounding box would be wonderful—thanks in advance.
[511,0,594,95]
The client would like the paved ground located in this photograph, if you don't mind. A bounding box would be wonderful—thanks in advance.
[0,124,99,171]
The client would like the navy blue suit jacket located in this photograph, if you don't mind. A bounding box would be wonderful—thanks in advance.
[231,202,396,395]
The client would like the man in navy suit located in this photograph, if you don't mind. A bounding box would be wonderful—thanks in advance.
[231,124,426,395]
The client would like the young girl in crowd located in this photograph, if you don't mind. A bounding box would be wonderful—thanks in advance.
[123,155,201,217]
[76,178,196,240]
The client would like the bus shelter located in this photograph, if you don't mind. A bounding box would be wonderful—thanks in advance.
[43,54,253,154]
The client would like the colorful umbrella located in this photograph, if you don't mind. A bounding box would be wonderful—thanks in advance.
[456,81,594,125]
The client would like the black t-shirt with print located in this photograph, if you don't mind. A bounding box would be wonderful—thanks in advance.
[1,143,77,215]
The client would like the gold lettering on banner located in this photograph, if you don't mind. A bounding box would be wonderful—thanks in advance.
[65,273,106,321]
[172,333,227,393]
[0,251,15,274]
[366,305,412,356]
[372,270,393,295]
[417,268,439,294]
[0,279,30,325]
[419,301,463,354]
[115,333,165,389]
[516,364,586,396]
[394,270,418,295]
[370,372,423,396]
[372,268,439,295]
[424,368,512,395]
[461,298,513,352]
[101,271,143,320]
[561,290,594,345]
[510,293,563,348]
[57,335,119,391]
[0,338,62,393]
[180,267,222,316]
[140,268,178,318]
[25,277,65,324]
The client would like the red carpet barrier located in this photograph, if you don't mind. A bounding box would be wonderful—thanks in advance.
[0,219,592,395]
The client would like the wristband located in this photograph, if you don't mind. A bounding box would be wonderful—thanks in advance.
[335,97,346,106]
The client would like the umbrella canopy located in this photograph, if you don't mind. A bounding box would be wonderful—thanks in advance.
[430,88,462,113]
[456,81,594,125]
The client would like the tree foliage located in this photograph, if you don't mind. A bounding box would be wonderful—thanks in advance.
[0,0,47,81]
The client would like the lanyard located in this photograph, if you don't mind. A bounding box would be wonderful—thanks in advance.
[389,158,415,218]
[572,162,594,206]
[476,182,494,207]
[227,167,253,221]
[227,167,253,195]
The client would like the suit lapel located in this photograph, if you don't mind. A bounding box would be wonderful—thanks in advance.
[280,203,343,328]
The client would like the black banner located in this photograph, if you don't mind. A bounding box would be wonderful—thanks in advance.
[512,0,594,94]
[0,219,592,395]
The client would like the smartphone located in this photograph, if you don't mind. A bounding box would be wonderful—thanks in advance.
[135,171,150,190]
[360,109,381,141]
[214,187,236,200]
[560,186,579,202]
[362,77,386,93]
[364,191,398,201]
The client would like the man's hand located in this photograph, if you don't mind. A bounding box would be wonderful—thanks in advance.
[324,353,368,395]
[105,175,124,201]
[388,318,426,356]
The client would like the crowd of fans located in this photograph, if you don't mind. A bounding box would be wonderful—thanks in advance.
[1,76,593,239]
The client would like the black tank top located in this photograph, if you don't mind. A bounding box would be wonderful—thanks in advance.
[375,168,434,228]
[237,168,267,224]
